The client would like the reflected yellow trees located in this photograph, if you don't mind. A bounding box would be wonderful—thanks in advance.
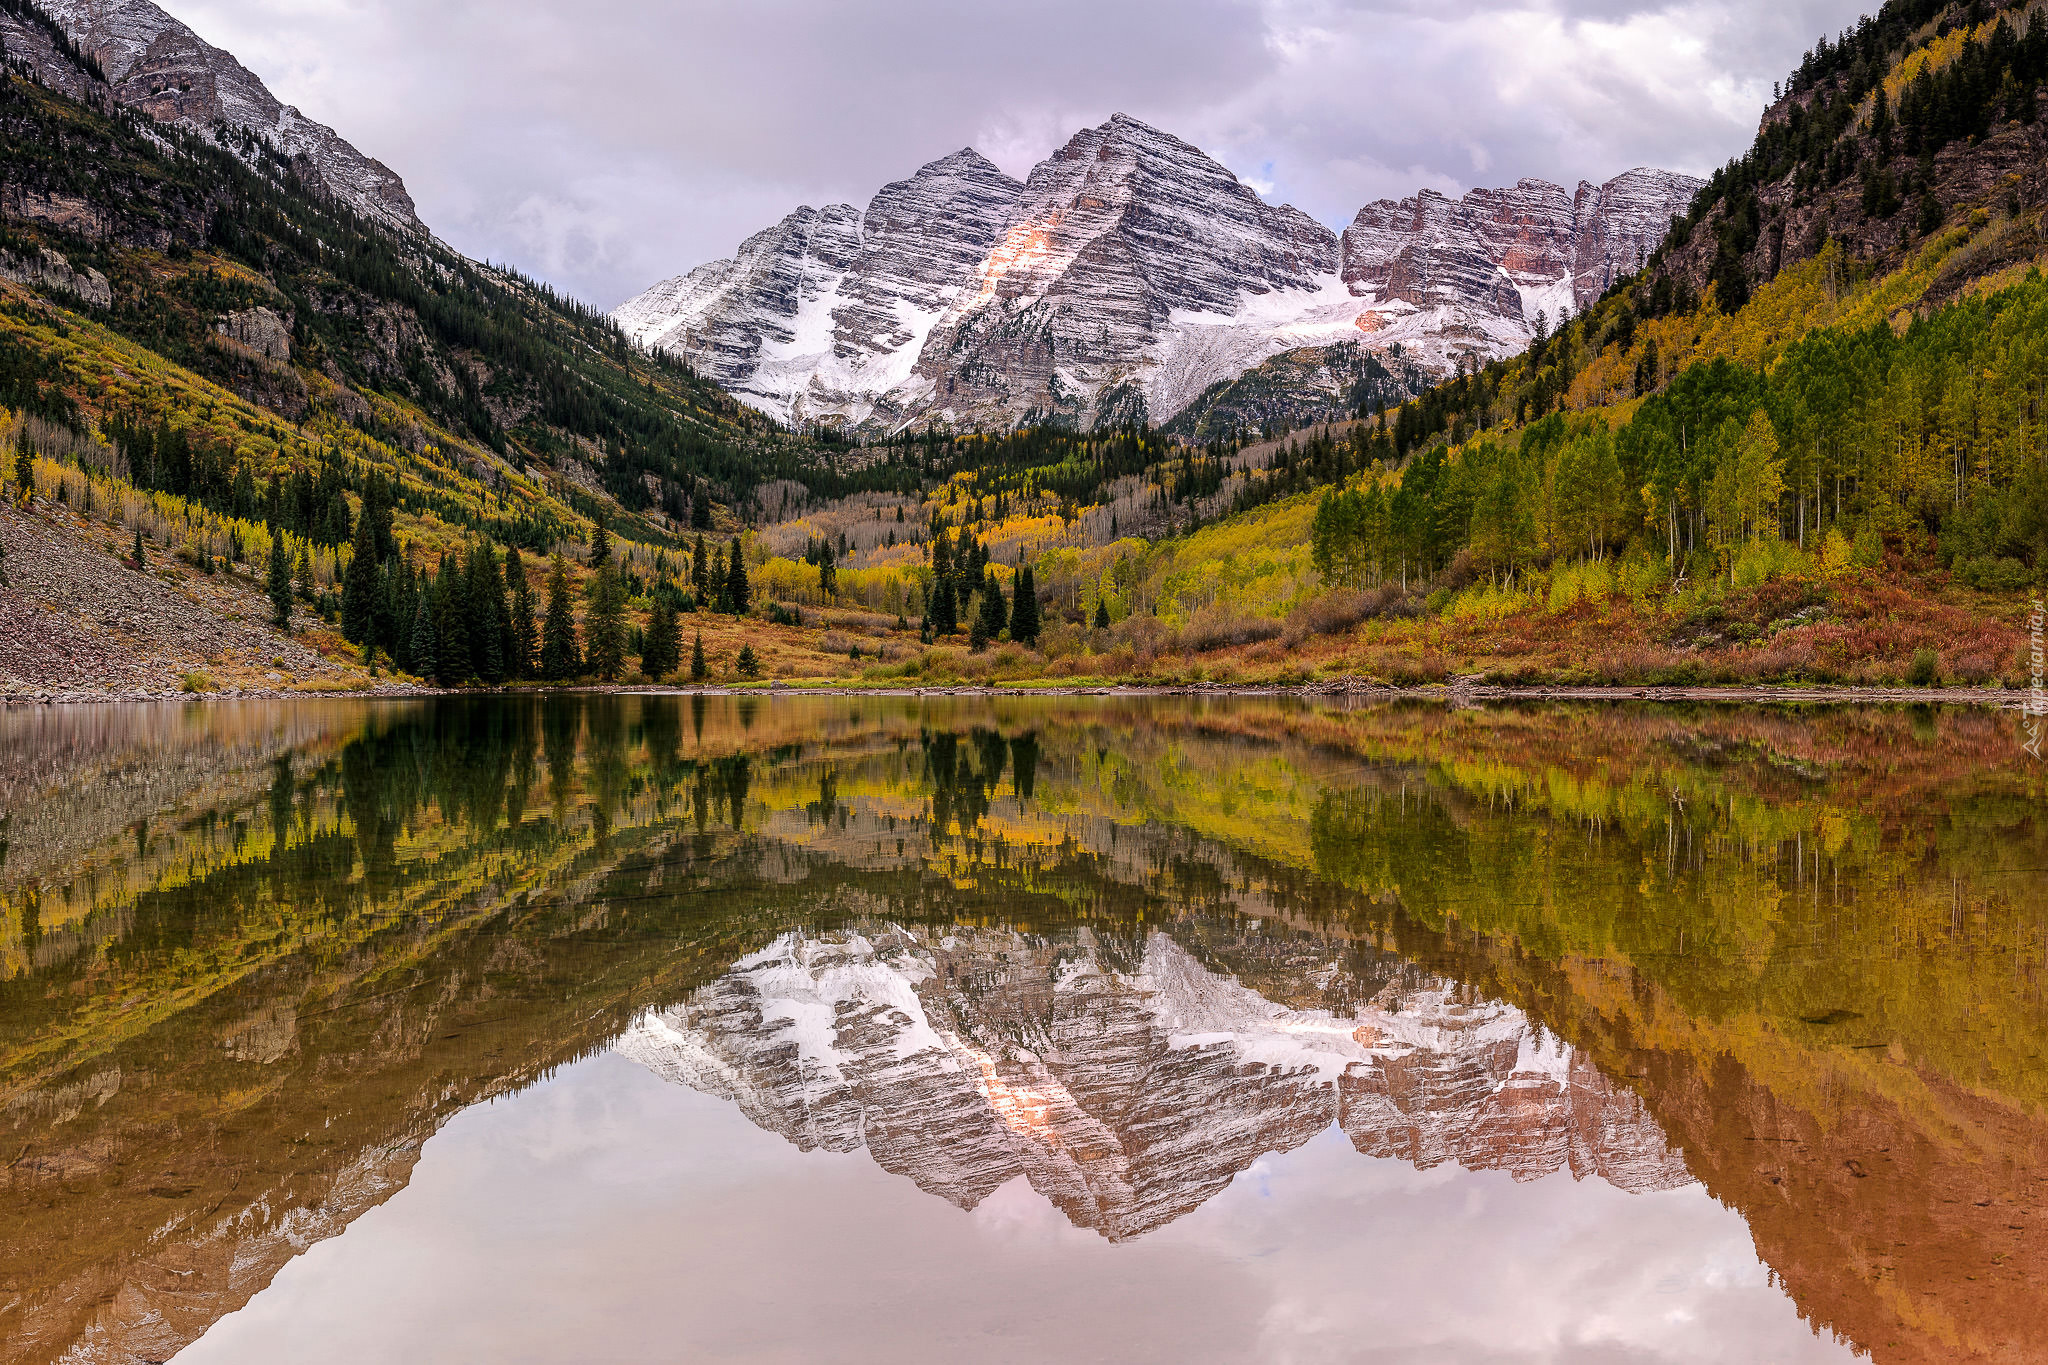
[1,694,2042,1365]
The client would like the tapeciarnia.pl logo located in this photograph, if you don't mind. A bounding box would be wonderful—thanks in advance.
[2027,596,2044,759]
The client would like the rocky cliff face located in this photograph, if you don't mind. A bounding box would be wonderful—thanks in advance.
[1338,169,1700,365]
[615,925,1691,1239]
[613,149,1023,423]
[616,118,1699,433]
[37,0,422,235]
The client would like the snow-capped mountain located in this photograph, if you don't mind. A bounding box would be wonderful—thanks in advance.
[615,926,1691,1240]
[36,0,422,235]
[613,116,1700,432]
[1340,170,1691,354]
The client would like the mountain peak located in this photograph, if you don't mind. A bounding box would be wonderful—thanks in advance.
[614,119,1698,433]
[37,0,422,234]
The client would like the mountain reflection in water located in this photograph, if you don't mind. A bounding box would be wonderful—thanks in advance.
[0,694,2043,1364]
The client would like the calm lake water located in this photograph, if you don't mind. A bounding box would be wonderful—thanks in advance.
[1,694,2043,1365]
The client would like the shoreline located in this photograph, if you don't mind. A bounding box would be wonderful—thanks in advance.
[3,677,2036,710]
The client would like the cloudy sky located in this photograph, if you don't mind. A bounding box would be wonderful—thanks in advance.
[170,0,1874,311]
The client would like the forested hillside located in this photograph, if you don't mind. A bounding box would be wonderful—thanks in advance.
[0,9,898,696]
[2,0,2042,697]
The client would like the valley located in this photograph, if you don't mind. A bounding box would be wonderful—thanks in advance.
[0,0,2042,705]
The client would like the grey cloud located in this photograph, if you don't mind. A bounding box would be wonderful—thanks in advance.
[169,0,1872,308]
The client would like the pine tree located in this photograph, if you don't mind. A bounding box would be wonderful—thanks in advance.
[642,595,679,681]
[1093,597,1110,630]
[1009,565,1040,645]
[373,554,400,656]
[690,630,708,682]
[131,528,146,572]
[0,525,8,586]
[541,552,579,680]
[469,544,506,685]
[725,539,751,614]
[266,529,293,627]
[977,570,1007,643]
[433,557,467,685]
[932,577,957,635]
[507,549,536,679]
[736,643,759,678]
[408,593,436,680]
[589,517,612,570]
[341,512,379,645]
[585,561,626,681]
[13,444,32,500]
[386,558,414,672]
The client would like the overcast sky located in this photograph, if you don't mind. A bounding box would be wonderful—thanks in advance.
[169,0,1875,311]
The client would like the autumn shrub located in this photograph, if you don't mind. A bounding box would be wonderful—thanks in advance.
[1732,537,1814,590]
[1617,550,1668,605]
[1177,603,1283,652]
[1112,614,1169,655]
[1037,622,1081,660]
[1956,556,2033,592]
[1946,651,1998,685]
[1445,580,1535,624]
[1098,646,1137,677]
[1282,587,1397,646]
[1908,647,1941,686]
[1374,652,1449,686]
[1546,558,1614,613]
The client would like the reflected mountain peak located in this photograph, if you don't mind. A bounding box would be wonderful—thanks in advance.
[617,921,1691,1242]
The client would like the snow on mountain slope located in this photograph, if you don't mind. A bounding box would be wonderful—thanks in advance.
[40,0,422,234]
[615,925,1692,1240]
[616,149,1024,429]
[614,117,1701,433]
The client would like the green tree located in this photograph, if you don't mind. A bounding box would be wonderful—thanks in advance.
[1706,410,1787,567]
[969,570,1006,650]
[725,539,751,614]
[932,577,958,635]
[506,548,535,679]
[642,595,680,680]
[408,594,436,680]
[468,544,506,685]
[1010,564,1040,645]
[265,529,293,628]
[690,630,708,682]
[131,528,146,572]
[341,512,379,644]
[585,561,627,681]
[432,557,468,685]
[736,642,759,678]
[1093,597,1110,630]
[541,552,579,680]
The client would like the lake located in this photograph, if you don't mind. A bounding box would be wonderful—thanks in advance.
[1,694,2043,1364]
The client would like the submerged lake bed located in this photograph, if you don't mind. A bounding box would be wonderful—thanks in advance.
[1,695,2043,1364]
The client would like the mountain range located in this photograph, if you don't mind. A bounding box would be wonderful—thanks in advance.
[613,116,1701,433]
[616,924,1690,1241]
